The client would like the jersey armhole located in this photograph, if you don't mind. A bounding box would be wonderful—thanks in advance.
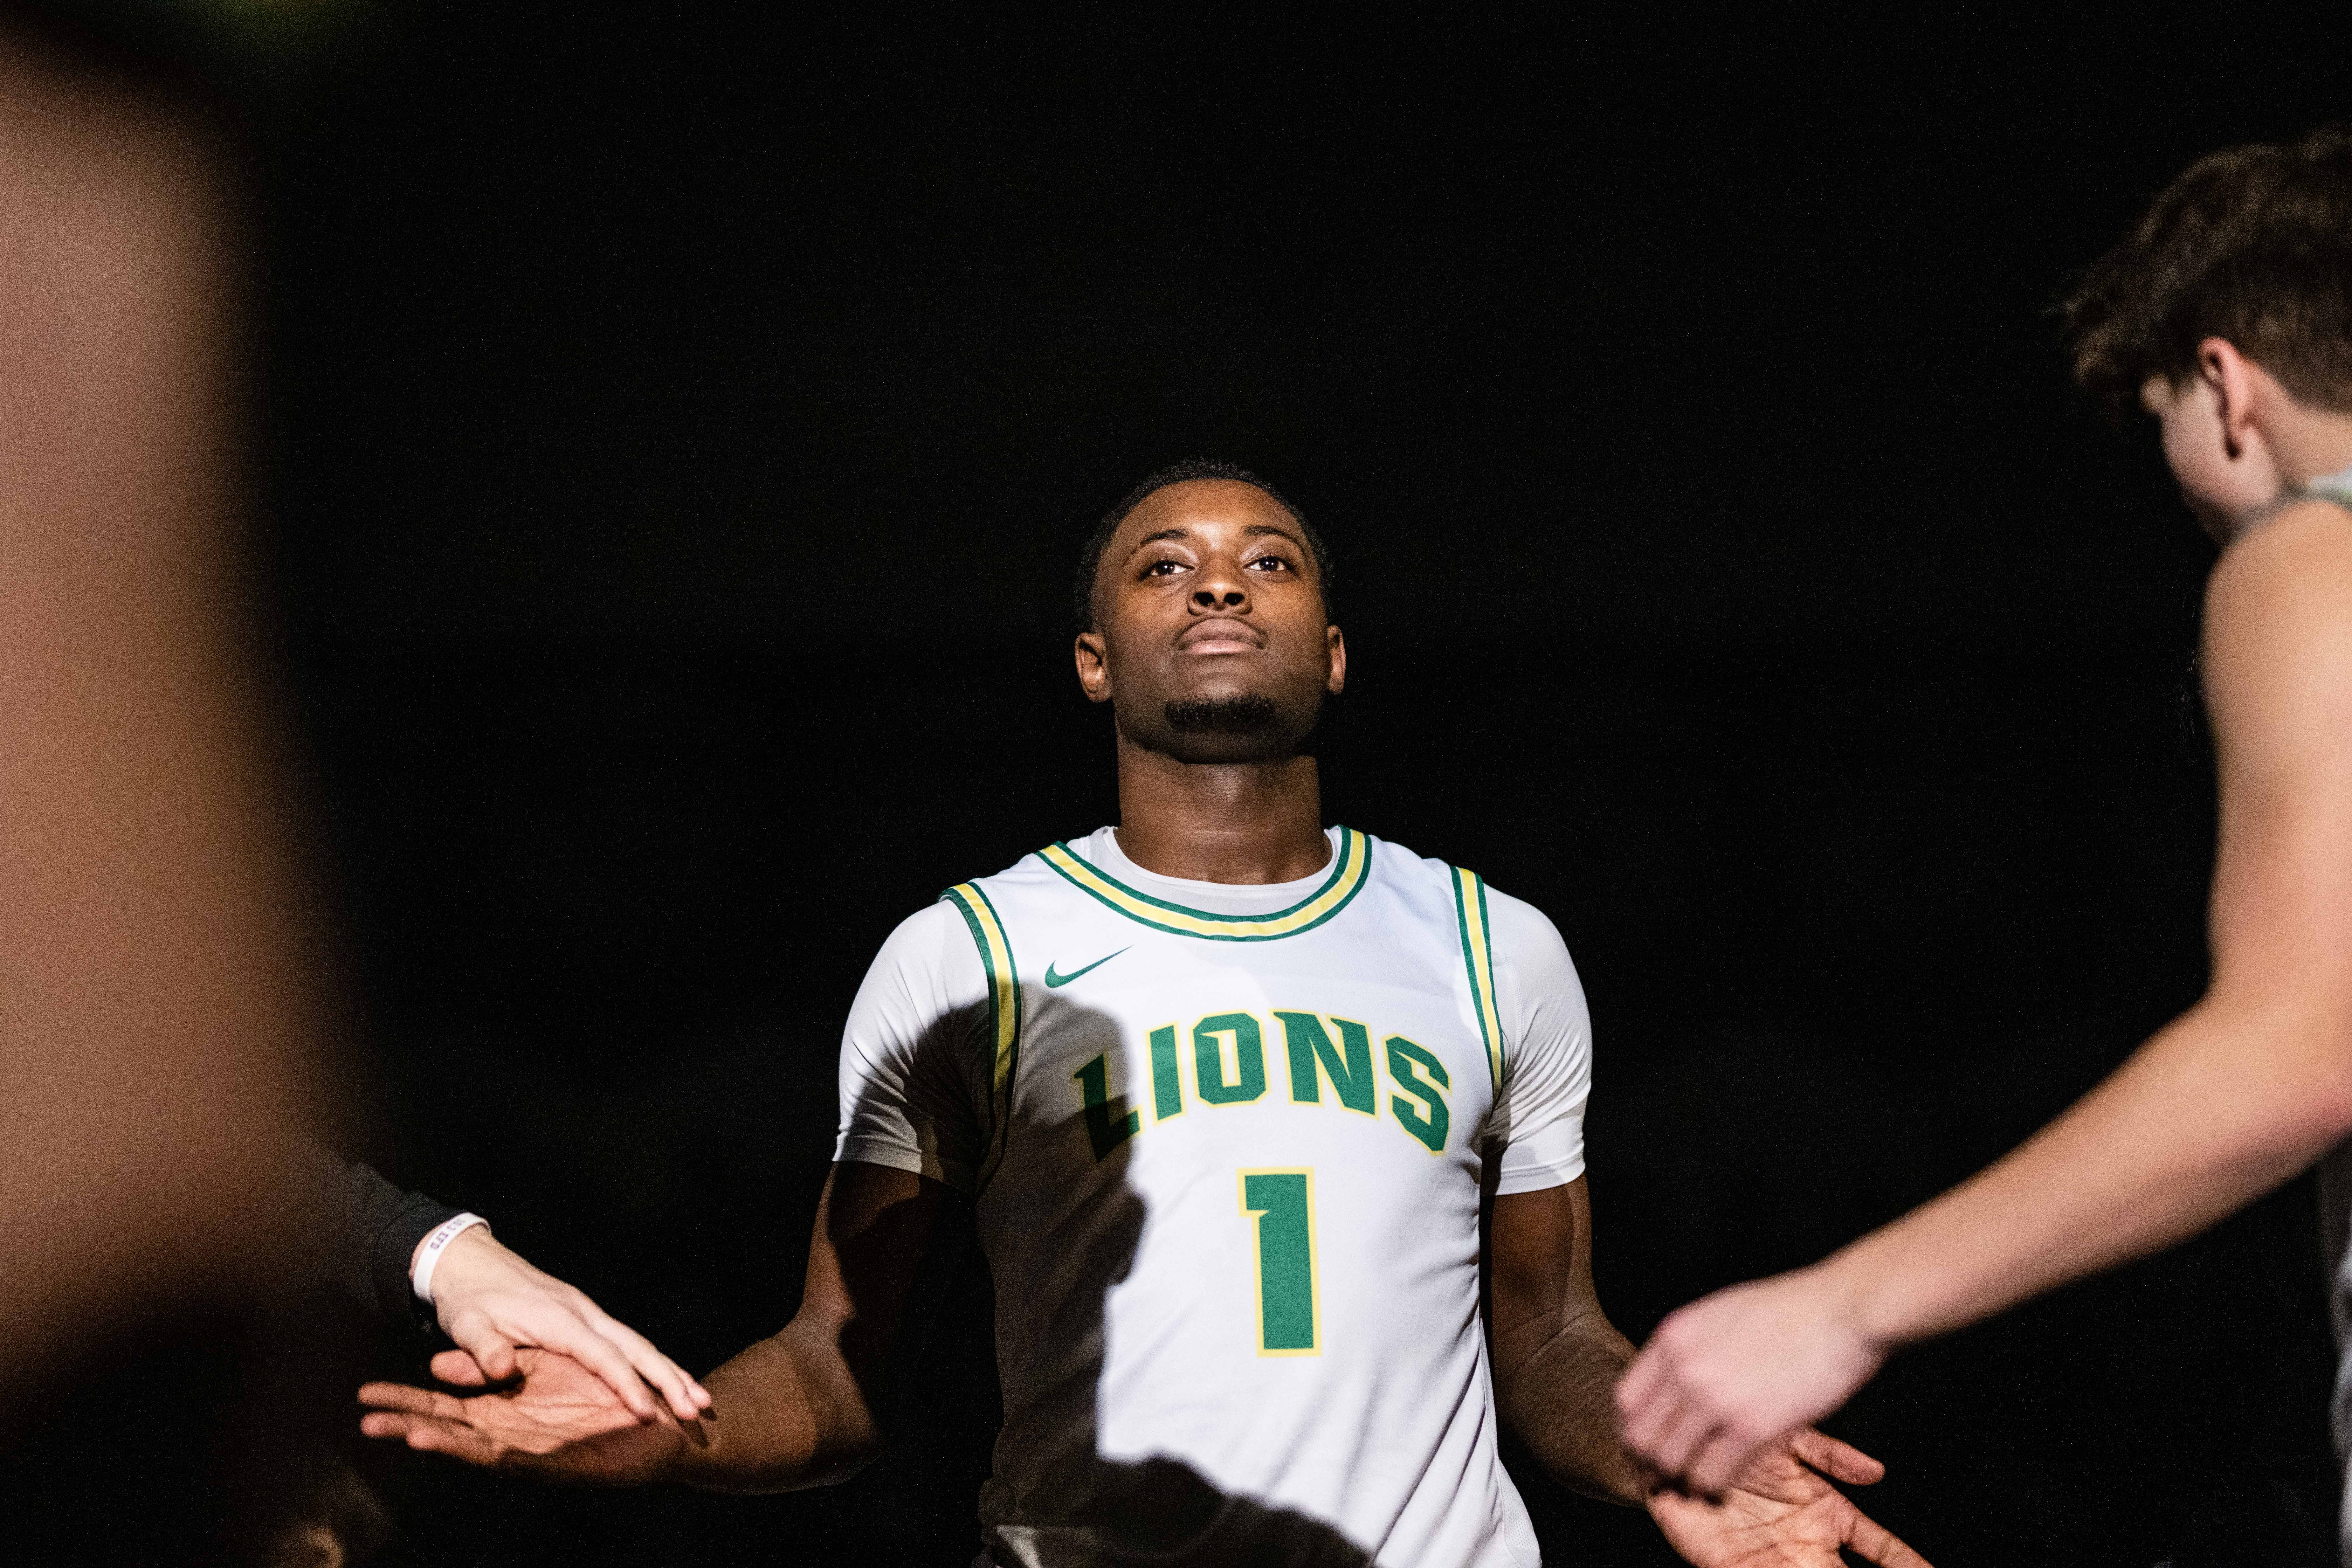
[1448,866,1507,1095]
[940,882,1022,1191]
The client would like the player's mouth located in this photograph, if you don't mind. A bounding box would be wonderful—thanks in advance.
[1176,618,1264,656]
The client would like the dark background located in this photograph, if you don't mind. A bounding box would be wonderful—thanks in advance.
[111,2,2352,1562]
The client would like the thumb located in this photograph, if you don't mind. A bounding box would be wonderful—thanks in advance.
[430,1348,491,1386]
[1790,1427,1886,1485]
[455,1319,519,1383]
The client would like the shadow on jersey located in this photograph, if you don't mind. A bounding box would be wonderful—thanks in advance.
[864,997,1375,1568]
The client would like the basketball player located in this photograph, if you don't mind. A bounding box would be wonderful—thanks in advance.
[360,463,1926,1566]
[1614,127,2352,1530]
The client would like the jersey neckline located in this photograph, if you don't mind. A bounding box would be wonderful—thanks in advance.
[1035,826,1373,941]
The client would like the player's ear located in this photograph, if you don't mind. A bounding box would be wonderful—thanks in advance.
[1074,629,1113,704]
[1325,623,1346,697]
[2198,336,2262,460]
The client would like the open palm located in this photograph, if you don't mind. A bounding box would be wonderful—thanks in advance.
[359,1347,690,1485]
[1648,1428,1931,1568]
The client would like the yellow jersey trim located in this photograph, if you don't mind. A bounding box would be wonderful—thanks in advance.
[1036,827,1372,942]
[1452,867,1506,1092]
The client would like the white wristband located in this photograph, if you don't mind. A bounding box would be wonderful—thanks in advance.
[411,1212,490,1304]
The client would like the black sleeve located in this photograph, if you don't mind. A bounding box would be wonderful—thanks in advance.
[293,1141,462,1331]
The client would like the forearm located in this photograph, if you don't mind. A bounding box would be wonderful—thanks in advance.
[669,1323,879,1494]
[1827,994,2352,1348]
[1494,1308,1647,1505]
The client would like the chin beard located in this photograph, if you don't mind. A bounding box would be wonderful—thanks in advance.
[1163,694,1280,735]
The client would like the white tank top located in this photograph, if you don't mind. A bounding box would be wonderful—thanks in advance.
[836,826,1592,1567]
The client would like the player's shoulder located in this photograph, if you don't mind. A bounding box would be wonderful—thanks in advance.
[869,898,973,973]
[2211,496,2352,626]
[1368,832,1572,961]
[1474,881,1570,954]
[874,842,1060,957]
[1359,829,1478,913]
[2206,499,2352,712]
[1467,882,1581,1001]
[932,841,1069,907]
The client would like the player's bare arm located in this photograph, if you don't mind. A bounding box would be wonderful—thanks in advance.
[1619,132,2352,1496]
[1486,1178,1645,1503]
[1487,1179,1930,1567]
[361,1161,944,1490]
[1618,478,2352,1495]
[371,461,1944,1565]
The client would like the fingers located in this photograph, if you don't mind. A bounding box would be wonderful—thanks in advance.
[1789,1426,1885,1486]
[593,1312,712,1421]
[357,1380,469,1421]
[431,1349,491,1387]
[1613,1345,1677,1457]
[455,1286,660,1421]
[1642,1394,1730,1493]
[358,1410,502,1467]
[1614,1343,1668,1430]
[1682,1426,1763,1499]
[532,1310,662,1422]
[449,1316,520,1385]
[1844,1503,1934,1568]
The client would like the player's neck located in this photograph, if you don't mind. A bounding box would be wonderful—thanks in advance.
[2264,402,2352,487]
[1111,740,1330,885]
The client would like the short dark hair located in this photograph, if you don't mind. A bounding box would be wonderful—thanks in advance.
[1072,459,1335,631]
[2064,125,2352,419]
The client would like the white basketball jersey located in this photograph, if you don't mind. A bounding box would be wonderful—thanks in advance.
[837,825,1592,1568]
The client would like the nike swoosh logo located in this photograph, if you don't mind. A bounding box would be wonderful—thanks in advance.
[1044,948,1131,988]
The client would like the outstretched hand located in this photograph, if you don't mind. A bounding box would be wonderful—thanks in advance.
[1617,1267,1887,1496]
[359,1347,697,1486]
[426,1227,712,1423]
[1648,1427,1929,1568]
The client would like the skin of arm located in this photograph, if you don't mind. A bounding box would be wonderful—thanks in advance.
[1486,1177,1647,1503]
[679,1162,947,1491]
[1488,1177,1931,1567]
[1617,501,2352,1493]
[360,1161,948,1492]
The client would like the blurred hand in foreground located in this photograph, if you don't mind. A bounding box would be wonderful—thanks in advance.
[1616,1268,1888,1501]
[360,1348,695,1485]
[424,1228,711,1424]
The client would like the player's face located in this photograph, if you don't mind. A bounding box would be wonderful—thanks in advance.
[1076,479,1346,763]
[2142,372,2283,541]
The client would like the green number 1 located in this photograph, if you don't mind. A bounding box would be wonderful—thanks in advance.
[1238,1169,1319,1355]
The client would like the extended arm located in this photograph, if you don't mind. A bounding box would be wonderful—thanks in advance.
[1488,1178,1928,1567]
[1618,502,2352,1492]
[671,1162,947,1491]
[360,1160,949,1489]
[296,1144,709,1421]
[1486,1178,1646,1503]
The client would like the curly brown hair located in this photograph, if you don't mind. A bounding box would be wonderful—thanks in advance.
[2063,126,2352,418]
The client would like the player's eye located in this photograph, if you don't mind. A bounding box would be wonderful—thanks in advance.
[1248,555,1292,572]
[1142,558,1184,578]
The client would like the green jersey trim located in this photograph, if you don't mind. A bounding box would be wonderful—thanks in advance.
[1451,866,1506,1092]
[1035,828,1373,942]
[942,881,1022,1188]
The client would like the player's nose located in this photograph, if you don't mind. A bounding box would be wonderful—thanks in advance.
[1190,560,1250,612]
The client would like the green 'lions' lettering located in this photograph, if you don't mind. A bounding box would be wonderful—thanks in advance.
[1385,1035,1451,1153]
[1148,1024,1184,1121]
[1081,1007,1457,1144]
[1276,1012,1377,1116]
[1074,1053,1138,1160]
[1193,1012,1267,1104]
